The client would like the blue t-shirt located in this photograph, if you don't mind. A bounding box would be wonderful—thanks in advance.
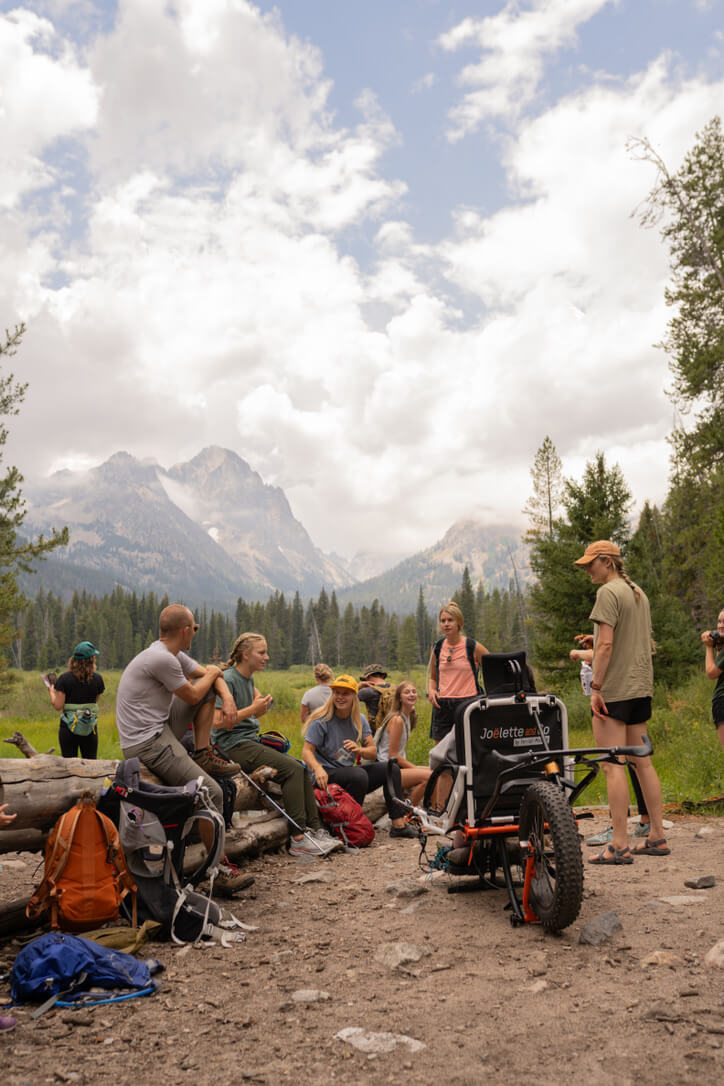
[211,667,260,754]
[304,712,372,768]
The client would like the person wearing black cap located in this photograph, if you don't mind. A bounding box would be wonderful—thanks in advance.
[47,641,105,759]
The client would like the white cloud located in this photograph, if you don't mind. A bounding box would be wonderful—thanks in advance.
[1,1,723,564]
[439,0,614,139]
[0,9,98,208]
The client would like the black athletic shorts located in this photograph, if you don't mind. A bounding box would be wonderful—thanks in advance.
[593,696,652,726]
[712,696,724,729]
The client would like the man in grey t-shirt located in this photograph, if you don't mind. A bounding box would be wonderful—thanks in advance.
[116,604,247,894]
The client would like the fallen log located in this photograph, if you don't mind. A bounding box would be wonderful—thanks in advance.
[0,755,278,846]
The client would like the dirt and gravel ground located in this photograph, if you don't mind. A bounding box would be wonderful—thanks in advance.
[1,810,723,1086]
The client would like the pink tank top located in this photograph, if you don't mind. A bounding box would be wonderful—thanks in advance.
[437,638,478,698]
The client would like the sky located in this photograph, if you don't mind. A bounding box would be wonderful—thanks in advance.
[1,0,723,565]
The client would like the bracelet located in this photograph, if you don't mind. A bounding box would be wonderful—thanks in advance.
[591,682,602,691]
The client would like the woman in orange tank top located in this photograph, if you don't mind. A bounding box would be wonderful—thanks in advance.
[427,602,489,742]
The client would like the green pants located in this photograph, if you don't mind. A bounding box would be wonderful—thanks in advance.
[227,740,321,833]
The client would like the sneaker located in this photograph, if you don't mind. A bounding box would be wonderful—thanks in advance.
[214,859,255,897]
[633,821,651,837]
[311,828,344,855]
[587,826,613,846]
[389,823,420,840]
[288,835,325,859]
[192,746,239,779]
[0,1015,16,1032]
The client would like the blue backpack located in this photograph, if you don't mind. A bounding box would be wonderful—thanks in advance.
[10,933,158,1009]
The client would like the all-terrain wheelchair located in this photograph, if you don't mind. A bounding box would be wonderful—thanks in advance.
[390,651,652,933]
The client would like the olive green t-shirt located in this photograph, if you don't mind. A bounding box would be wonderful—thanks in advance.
[589,578,653,701]
[211,667,260,754]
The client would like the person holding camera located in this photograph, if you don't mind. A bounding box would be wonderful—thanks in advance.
[701,609,724,753]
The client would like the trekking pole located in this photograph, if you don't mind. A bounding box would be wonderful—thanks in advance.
[234,766,325,855]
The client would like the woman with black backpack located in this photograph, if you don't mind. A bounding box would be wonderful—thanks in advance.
[427,602,489,742]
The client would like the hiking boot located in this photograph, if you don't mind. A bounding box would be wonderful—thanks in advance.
[633,821,651,838]
[288,835,325,859]
[214,859,255,897]
[311,827,344,855]
[192,746,239,779]
[586,826,613,846]
[0,1015,16,1032]
[389,823,419,839]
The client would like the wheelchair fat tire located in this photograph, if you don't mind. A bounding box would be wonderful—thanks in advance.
[519,779,583,932]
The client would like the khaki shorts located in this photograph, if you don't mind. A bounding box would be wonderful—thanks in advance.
[122,689,222,814]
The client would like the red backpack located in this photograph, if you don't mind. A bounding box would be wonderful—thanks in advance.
[27,792,137,933]
[314,784,375,848]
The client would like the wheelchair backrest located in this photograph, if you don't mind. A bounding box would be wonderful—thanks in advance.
[455,692,567,820]
[480,651,536,696]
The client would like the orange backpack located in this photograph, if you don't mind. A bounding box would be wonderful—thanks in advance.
[27,792,137,933]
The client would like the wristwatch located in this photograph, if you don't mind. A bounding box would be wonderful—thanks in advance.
[591,682,602,691]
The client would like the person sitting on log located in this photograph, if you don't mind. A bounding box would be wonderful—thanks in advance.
[211,633,341,858]
[115,604,248,895]
[373,681,432,805]
[46,641,105,760]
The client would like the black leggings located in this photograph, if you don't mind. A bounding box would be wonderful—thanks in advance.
[325,761,406,820]
[59,723,98,759]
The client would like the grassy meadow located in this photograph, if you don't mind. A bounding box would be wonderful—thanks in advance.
[1,665,721,810]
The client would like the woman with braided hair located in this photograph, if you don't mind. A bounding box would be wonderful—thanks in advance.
[210,632,341,858]
[574,541,669,865]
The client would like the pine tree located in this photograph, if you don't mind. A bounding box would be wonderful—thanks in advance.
[523,436,565,538]
[397,615,418,671]
[458,566,476,638]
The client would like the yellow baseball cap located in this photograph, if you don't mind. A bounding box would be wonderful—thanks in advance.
[330,674,358,693]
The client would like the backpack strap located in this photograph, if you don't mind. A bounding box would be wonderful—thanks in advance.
[432,637,482,693]
[465,637,483,693]
[432,638,443,691]
[26,801,86,925]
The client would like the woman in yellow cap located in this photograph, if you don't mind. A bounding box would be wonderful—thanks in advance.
[302,675,418,838]
[574,541,669,864]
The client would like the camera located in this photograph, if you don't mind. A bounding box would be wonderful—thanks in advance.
[709,630,724,647]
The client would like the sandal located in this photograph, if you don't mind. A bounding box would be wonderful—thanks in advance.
[632,838,670,856]
[589,844,634,865]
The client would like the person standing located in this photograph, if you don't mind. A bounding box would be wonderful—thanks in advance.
[427,602,488,742]
[574,541,669,864]
[357,665,391,732]
[701,609,724,752]
[115,604,246,895]
[570,638,650,845]
[47,641,105,759]
[300,663,334,726]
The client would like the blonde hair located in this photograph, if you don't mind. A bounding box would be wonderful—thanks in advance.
[439,601,464,631]
[387,682,418,731]
[313,663,333,683]
[304,690,364,742]
[601,555,642,601]
[224,632,266,669]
